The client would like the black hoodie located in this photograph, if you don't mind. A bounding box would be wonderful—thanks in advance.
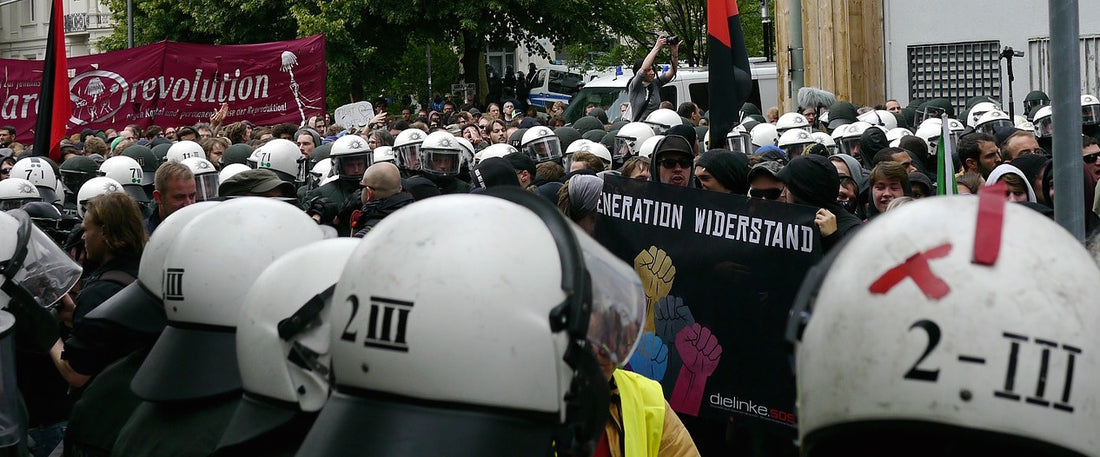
[649,135,696,187]
[695,149,750,194]
[776,155,862,252]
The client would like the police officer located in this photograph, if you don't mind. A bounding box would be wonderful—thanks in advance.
[302,134,371,235]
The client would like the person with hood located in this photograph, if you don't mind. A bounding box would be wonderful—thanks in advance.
[470,157,521,190]
[649,135,695,187]
[776,155,862,252]
[986,164,1037,203]
[351,163,415,238]
[694,150,749,194]
[829,153,868,219]
[557,174,604,236]
[859,126,890,168]
[907,172,934,199]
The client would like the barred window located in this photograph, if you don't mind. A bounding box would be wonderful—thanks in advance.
[907,41,1002,116]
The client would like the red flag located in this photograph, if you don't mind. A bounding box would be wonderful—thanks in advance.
[708,0,753,147]
[32,0,71,162]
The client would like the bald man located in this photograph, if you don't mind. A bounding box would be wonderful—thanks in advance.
[353,162,415,237]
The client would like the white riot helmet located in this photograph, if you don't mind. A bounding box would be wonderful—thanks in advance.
[643,108,682,135]
[417,131,464,177]
[9,157,59,204]
[474,143,518,167]
[130,197,324,403]
[247,148,262,169]
[915,118,944,155]
[703,129,711,150]
[166,140,205,163]
[1083,94,1100,126]
[811,131,837,156]
[638,135,664,159]
[1033,106,1054,139]
[52,178,64,207]
[521,126,563,163]
[791,192,1100,456]
[255,138,307,184]
[180,157,219,202]
[967,101,1000,128]
[0,210,82,310]
[97,155,150,203]
[76,177,123,219]
[1014,115,1037,134]
[372,146,395,164]
[835,121,871,159]
[330,134,373,182]
[296,189,644,457]
[564,139,613,171]
[219,238,359,450]
[778,128,816,159]
[218,163,251,185]
[613,122,656,162]
[974,109,1013,135]
[857,109,898,131]
[83,201,221,335]
[454,137,476,170]
[776,112,811,135]
[0,178,41,211]
[309,158,333,182]
[886,128,913,144]
[393,128,427,171]
[727,124,752,154]
[750,122,779,149]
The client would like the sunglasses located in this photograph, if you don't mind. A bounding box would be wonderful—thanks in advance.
[1084,152,1100,164]
[659,158,692,169]
[749,188,783,200]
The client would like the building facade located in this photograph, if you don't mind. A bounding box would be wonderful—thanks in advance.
[0,0,114,59]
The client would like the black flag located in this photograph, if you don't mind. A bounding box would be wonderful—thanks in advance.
[708,0,753,147]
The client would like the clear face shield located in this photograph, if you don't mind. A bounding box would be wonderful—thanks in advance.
[573,230,645,367]
[977,119,1014,135]
[419,149,461,176]
[1083,104,1100,126]
[336,154,372,181]
[395,144,422,171]
[727,133,752,154]
[782,142,811,159]
[194,173,220,202]
[1024,99,1046,116]
[918,106,946,124]
[613,136,636,161]
[0,198,40,211]
[840,137,863,160]
[525,137,563,163]
[1,211,81,309]
[1035,117,1054,138]
[562,153,575,171]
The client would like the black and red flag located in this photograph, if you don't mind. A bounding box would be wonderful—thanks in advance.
[32,0,71,162]
[708,0,753,146]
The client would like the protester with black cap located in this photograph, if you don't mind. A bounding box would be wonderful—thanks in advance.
[219,168,297,198]
[776,155,862,251]
[505,151,538,190]
[694,150,749,194]
[649,135,695,187]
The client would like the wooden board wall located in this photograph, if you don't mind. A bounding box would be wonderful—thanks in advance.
[774,0,886,112]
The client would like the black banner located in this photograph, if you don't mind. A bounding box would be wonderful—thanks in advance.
[594,175,822,434]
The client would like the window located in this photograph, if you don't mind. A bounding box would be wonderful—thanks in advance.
[907,41,1002,116]
[689,83,709,112]
[547,70,583,96]
[486,47,516,77]
[660,86,677,107]
[1028,35,1100,100]
[530,69,546,90]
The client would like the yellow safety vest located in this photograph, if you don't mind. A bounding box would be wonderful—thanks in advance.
[613,370,666,457]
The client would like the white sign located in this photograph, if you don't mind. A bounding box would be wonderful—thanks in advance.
[334,101,375,129]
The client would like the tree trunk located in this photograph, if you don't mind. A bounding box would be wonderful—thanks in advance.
[460,30,487,107]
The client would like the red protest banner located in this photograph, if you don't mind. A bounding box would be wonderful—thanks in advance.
[0,35,325,145]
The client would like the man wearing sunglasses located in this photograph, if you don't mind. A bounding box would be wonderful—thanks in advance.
[649,135,695,187]
[1083,135,1100,181]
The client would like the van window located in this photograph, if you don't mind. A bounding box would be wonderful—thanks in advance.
[562,87,628,123]
[531,70,547,90]
[548,70,583,96]
[659,86,677,107]
[689,83,709,112]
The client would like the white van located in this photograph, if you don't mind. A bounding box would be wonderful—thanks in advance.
[526,64,619,109]
[562,58,779,124]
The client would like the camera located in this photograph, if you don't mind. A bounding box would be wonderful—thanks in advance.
[667,35,680,46]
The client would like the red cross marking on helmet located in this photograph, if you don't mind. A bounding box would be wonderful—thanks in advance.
[869,243,953,300]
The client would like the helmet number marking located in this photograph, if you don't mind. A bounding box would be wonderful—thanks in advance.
[259,152,273,168]
[340,294,413,353]
[994,333,1079,413]
[903,319,941,382]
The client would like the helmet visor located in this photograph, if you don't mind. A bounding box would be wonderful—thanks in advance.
[419,149,461,176]
[726,134,747,154]
[1084,105,1100,126]
[840,137,863,160]
[335,153,372,180]
[0,198,39,211]
[11,223,81,308]
[525,138,563,163]
[1035,117,1054,138]
[395,144,421,171]
[978,119,1014,135]
[195,174,219,202]
[613,137,635,160]
[574,229,645,366]
[783,143,809,159]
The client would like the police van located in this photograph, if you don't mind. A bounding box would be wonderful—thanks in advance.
[561,58,779,124]
[526,64,619,109]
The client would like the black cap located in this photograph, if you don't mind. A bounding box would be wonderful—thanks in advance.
[472,157,520,189]
[827,102,858,129]
[219,168,296,198]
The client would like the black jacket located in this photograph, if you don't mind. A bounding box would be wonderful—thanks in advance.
[353,192,415,238]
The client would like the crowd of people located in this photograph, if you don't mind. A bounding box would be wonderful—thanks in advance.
[2,62,1100,457]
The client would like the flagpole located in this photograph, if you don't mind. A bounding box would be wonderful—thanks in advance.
[1049,0,1084,241]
